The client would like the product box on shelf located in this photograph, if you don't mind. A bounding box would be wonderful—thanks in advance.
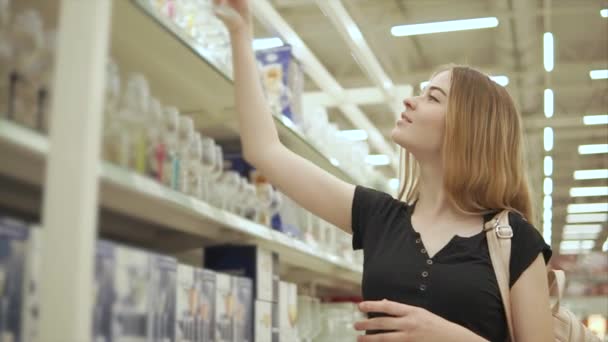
[149,254,177,341]
[20,224,42,342]
[254,300,272,342]
[215,273,234,342]
[176,265,217,342]
[204,245,279,303]
[233,276,253,342]
[0,217,40,342]
[113,243,152,341]
[278,281,298,341]
[199,268,217,342]
[255,45,304,123]
[93,240,116,342]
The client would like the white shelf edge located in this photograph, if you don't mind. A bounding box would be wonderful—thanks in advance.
[0,118,363,282]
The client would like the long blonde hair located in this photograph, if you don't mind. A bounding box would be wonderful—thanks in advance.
[397,65,535,225]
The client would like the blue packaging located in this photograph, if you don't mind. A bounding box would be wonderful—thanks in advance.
[255,45,304,122]
[0,217,29,342]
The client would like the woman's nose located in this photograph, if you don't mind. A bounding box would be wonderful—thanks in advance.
[404,97,416,111]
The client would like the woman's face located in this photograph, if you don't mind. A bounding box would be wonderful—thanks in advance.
[391,70,451,162]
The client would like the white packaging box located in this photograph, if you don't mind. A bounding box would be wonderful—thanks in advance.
[113,244,151,341]
[254,300,272,342]
[175,264,197,342]
[214,273,234,342]
[149,254,177,342]
[278,281,298,341]
[199,268,216,342]
[232,276,253,342]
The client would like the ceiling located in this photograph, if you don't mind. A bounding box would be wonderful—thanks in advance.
[253,0,608,254]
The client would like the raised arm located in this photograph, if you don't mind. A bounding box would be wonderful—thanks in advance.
[214,0,355,233]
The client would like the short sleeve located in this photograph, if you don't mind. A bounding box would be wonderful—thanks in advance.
[351,186,397,250]
[508,212,552,288]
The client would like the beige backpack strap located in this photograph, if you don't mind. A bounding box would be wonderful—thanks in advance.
[484,210,515,341]
[548,269,566,314]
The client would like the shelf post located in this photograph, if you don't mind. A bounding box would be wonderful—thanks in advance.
[39,0,112,340]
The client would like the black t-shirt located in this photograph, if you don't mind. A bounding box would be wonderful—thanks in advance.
[351,186,552,342]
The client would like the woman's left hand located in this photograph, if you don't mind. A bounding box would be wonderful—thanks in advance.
[354,299,461,342]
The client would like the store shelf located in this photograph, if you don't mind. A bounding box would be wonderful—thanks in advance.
[0,119,363,288]
[109,0,368,187]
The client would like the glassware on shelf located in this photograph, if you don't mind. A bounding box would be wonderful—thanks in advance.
[146,97,165,181]
[199,137,217,201]
[119,73,150,172]
[217,170,241,211]
[9,9,44,127]
[183,132,202,198]
[177,115,194,193]
[102,59,123,164]
[162,106,180,189]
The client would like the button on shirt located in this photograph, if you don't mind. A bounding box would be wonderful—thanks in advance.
[351,186,552,341]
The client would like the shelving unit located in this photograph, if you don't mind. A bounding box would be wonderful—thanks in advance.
[2,0,366,339]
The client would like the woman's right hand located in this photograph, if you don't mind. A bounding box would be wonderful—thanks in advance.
[213,0,252,35]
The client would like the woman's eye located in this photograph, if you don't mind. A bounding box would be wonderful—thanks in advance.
[429,95,438,102]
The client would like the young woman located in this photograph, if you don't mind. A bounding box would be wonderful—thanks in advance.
[214,1,554,341]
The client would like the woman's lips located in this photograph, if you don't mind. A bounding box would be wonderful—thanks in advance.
[400,112,413,123]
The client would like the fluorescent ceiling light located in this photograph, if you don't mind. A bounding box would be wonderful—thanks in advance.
[388,178,399,190]
[570,186,608,197]
[603,238,608,252]
[543,32,554,72]
[543,177,553,195]
[492,76,509,86]
[602,9,608,18]
[542,221,552,245]
[544,156,553,176]
[365,154,391,166]
[420,76,508,90]
[543,208,552,223]
[544,127,553,151]
[583,114,608,125]
[329,157,340,167]
[337,129,368,141]
[579,144,608,154]
[252,37,284,50]
[568,203,608,213]
[566,213,608,223]
[544,89,553,118]
[590,69,608,80]
[564,224,602,235]
[562,232,599,240]
[544,195,552,210]
[574,169,608,180]
[560,240,595,251]
[391,17,499,37]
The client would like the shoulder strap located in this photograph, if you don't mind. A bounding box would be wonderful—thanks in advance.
[484,210,515,340]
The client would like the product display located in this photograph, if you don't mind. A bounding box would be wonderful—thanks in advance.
[233,276,253,342]
[214,272,234,342]
[204,245,279,303]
